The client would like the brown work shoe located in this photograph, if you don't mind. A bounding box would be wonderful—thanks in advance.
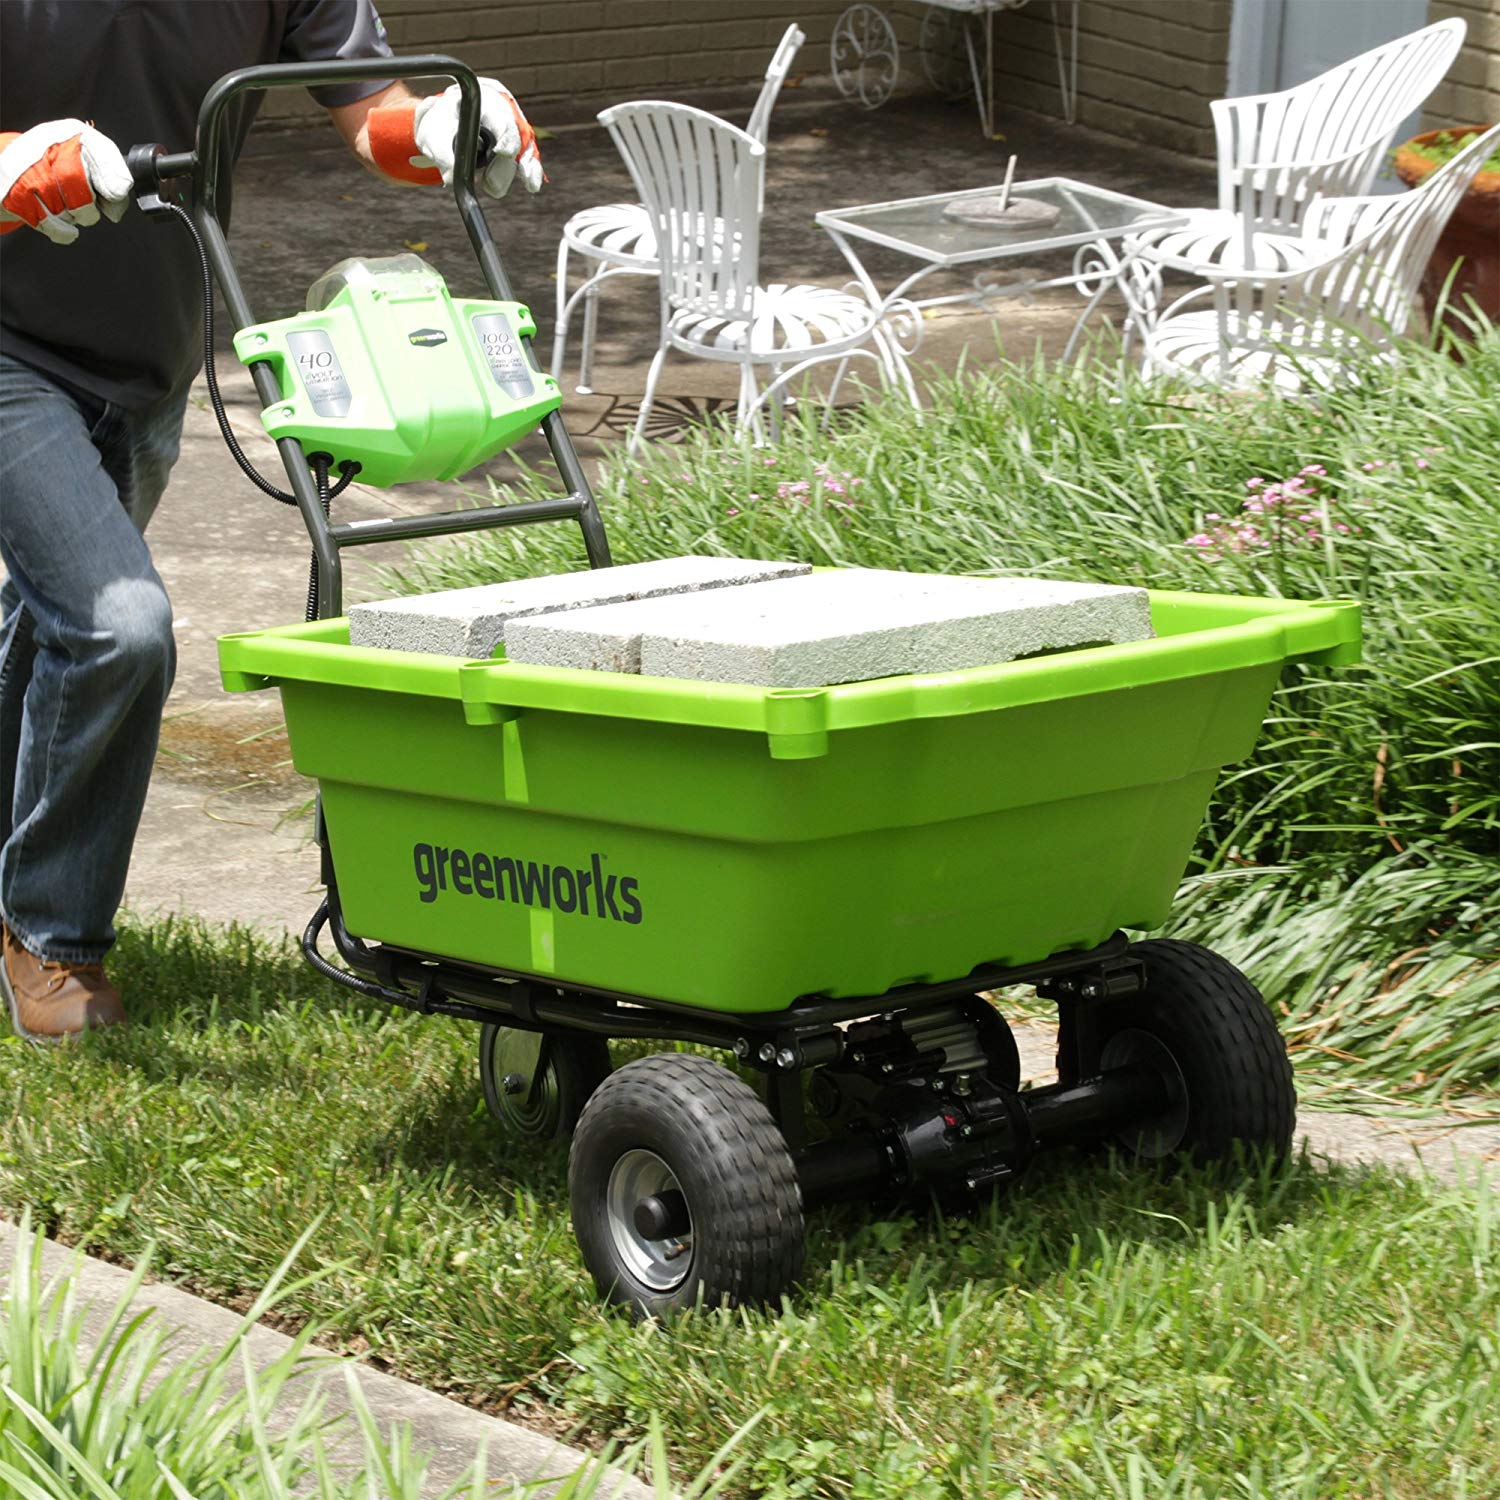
[1,923,126,1042]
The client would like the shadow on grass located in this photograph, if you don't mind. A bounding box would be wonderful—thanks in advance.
[799,1142,1338,1294]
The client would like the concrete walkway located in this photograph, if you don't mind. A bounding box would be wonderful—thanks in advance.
[0,1217,651,1499]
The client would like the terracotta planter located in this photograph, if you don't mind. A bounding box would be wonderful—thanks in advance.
[1392,125,1500,337]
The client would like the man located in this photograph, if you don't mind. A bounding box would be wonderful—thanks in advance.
[0,1,543,1040]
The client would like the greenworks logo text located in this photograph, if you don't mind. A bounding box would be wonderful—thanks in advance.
[413,843,642,924]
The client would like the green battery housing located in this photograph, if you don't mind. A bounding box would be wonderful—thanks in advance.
[231,255,562,488]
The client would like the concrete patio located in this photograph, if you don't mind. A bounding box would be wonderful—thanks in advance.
[228,78,1216,445]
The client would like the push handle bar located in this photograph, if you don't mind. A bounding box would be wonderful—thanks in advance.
[132,56,611,618]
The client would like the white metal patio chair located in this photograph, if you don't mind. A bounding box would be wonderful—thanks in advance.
[1124,18,1466,298]
[550,24,805,394]
[601,100,915,448]
[1131,123,1500,394]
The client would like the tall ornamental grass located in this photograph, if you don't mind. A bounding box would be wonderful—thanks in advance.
[385,331,1500,1098]
[0,1213,741,1500]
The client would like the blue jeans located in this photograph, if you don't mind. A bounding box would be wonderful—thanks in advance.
[0,353,189,963]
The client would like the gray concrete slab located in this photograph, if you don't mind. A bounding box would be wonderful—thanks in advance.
[0,1218,651,1499]
[350,554,810,657]
[508,568,1150,684]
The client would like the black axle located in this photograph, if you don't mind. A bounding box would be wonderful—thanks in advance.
[634,1190,691,1240]
[303,890,1164,1209]
[794,1064,1171,1208]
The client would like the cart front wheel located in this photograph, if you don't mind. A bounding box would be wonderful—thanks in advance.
[1097,940,1295,1164]
[479,1024,611,1140]
[569,1053,805,1316]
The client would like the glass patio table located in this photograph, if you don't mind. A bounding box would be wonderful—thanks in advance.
[816,177,1189,364]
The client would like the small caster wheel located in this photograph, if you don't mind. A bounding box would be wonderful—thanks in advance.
[569,1053,805,1316]
[479,1024,611,1140]
[1096,940,1295,1164]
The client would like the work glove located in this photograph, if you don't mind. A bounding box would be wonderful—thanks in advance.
[368,79,543,196]
[0,119,133,244]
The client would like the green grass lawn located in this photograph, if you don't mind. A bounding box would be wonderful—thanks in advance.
[3,920,1497,1499]
[5,332,1497,1494]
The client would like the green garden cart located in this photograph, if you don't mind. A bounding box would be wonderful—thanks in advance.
[134,58,1362,1317]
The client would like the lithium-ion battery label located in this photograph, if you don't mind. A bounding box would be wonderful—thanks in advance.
[470,313,535,399]
[287,330,352,417]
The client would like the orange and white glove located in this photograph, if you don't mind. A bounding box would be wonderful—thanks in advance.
[0,119,133,244]
[367,79,543,196]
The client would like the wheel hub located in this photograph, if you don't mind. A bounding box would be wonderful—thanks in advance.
[606,1149,694,1292]
[1099,1028,1190,1158]
[490,1031,561,1135]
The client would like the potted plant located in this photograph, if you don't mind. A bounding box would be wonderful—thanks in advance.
[1392,124,1500,335]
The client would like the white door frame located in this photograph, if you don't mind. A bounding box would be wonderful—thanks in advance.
[1227,0,1288,97]
[1227,0,1432,190]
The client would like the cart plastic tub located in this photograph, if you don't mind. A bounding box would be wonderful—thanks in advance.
[219,587,1360,1014]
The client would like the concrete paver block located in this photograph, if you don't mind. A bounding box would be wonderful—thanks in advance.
[348,556,811,658]
[504,568,1153,685]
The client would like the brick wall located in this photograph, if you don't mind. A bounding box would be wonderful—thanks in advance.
[1423,0,1500,128]
[259,0,1233,156]
[983,0,1233,158]
[261,0,850,120]
[256,1,1493,157]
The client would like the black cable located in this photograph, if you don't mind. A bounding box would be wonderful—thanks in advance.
[306,452,333,622]
[163,199,359,619]
[302,901,403,1001]
[164,201,361,507]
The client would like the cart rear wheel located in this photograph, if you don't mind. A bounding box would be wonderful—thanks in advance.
[479,1025,611,1140]
[1096,940,1295,1164]
[569,1053,805,1316]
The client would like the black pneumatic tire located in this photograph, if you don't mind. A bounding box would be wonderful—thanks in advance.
[1098,939,1295,1165]
[569,1053,805,1316]
[479,1024,611,1140]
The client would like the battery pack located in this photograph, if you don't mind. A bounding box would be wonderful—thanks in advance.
[232,255,562,488]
